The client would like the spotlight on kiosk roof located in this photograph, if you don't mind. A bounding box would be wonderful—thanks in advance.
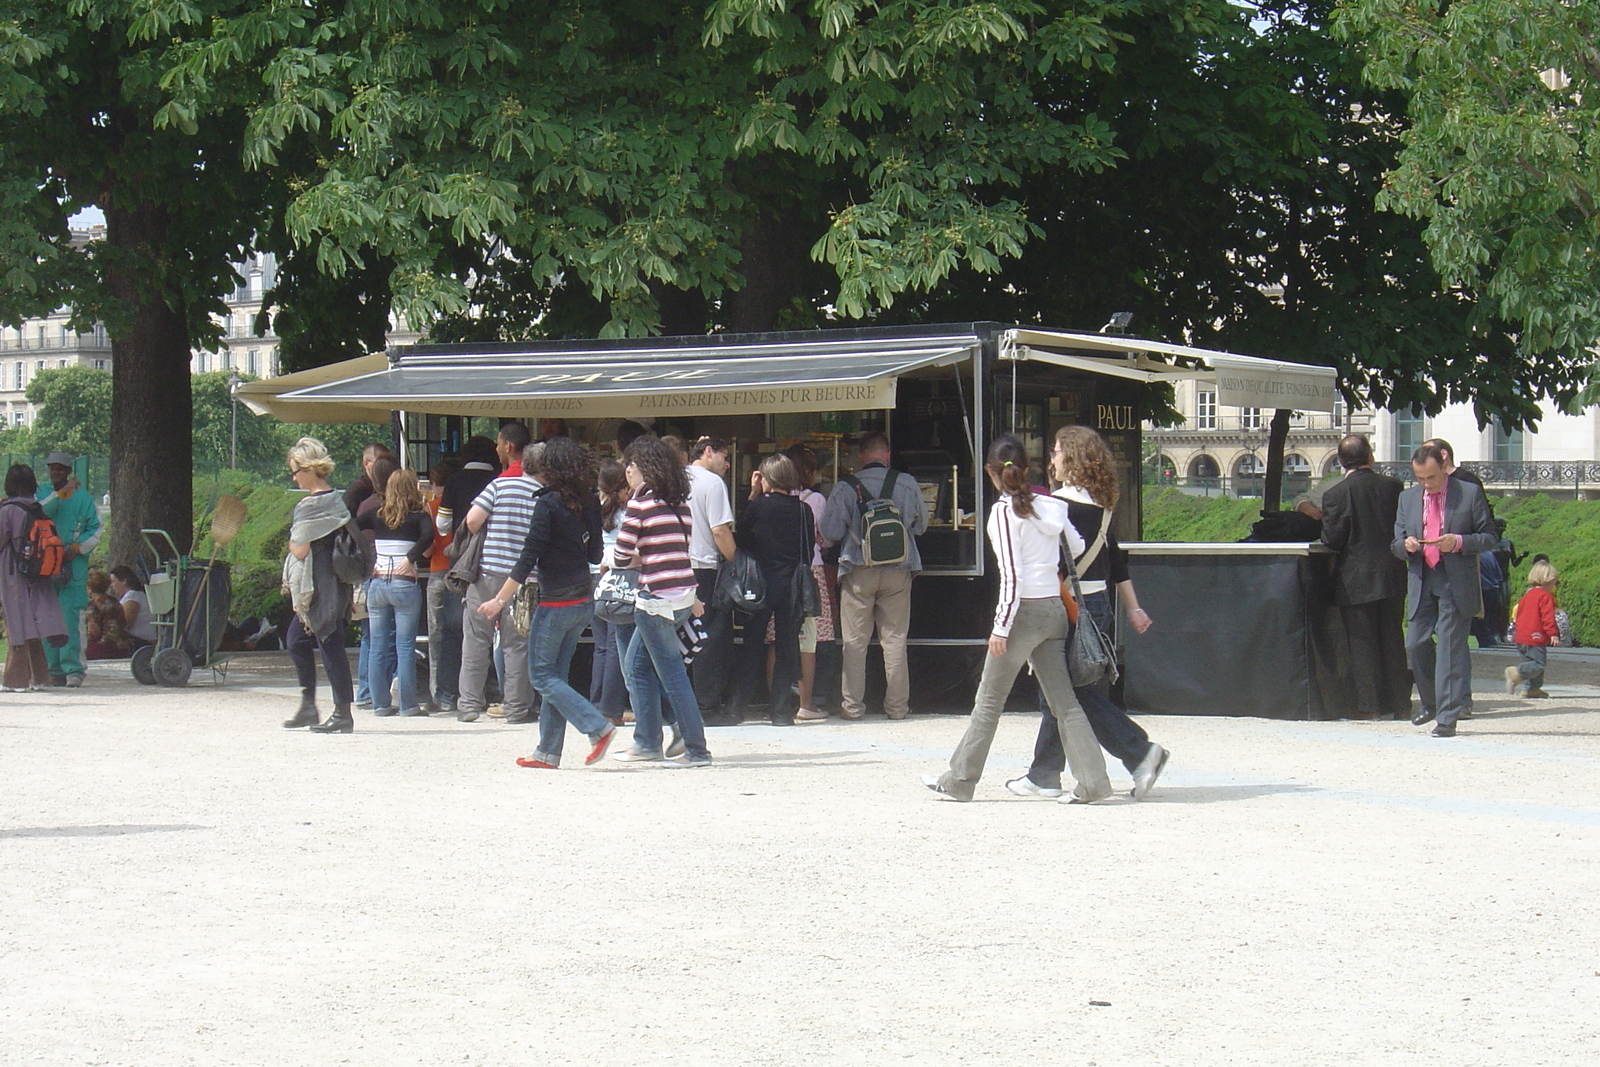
[239,322,1339,720]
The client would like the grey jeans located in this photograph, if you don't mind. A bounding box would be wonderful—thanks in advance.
[938,598,1110,802]
[459,573,532,717]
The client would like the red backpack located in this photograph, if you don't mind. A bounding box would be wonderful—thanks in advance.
[5,500,65,580]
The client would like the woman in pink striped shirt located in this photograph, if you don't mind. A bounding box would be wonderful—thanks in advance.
[610,434,711,766]
[925,436,1110,802]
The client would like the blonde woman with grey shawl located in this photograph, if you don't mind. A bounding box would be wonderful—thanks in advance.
[281,438,358,733]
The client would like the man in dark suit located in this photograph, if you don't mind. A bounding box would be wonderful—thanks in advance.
[1320,434,1410,719]
[1391,444,1498,736]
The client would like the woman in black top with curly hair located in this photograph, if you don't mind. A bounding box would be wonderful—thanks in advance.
[483,436,613,769]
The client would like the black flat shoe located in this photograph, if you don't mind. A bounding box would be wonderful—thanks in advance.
[1411,708,1437,726]
[1431,723,1456,737]
[503,710,539,725]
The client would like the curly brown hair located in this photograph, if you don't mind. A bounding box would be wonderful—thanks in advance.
[623,434,690,506]
[1050,425,1119,510]
[539,436,596,513]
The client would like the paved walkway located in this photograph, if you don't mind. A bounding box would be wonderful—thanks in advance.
[2,655,1598,1065]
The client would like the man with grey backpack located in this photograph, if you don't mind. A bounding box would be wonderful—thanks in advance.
[821,432,929,720]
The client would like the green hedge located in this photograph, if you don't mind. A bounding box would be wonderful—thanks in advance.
[193,471,299,626]
[1142,487,1600,646]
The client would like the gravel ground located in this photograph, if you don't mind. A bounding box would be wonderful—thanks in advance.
[2,653,1598,1066]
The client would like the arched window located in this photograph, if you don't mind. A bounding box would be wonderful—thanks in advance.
[1144,452,1178,485]
[1188,454,1221,485]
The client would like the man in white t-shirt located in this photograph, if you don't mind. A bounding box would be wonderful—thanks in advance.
[684,436,740,722]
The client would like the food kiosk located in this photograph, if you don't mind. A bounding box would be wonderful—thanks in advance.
[241,323,1349,718]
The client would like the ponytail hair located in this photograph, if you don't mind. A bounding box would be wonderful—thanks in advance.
[986,435,1036,519]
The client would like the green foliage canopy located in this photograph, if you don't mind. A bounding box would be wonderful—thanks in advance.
[22,365,113,456]
[1334,0,1600,398]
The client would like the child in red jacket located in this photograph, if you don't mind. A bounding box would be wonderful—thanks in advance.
[1506,560,1560,698]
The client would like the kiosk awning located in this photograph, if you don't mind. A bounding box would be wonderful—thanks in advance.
[268,336,977,420]
[1001,328,1339,413]
[234,354,393,423]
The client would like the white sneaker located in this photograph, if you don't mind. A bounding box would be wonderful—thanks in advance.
[1004,775,1062,799]
[668,753,712,768]
[612,747,664,763]
[1504,665,1520,695]
[922,774,967,801]
[65,674,84,688]
[1131,744,1170,800]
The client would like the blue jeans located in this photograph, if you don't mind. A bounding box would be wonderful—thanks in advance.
[589,611,627,720]
[368,577,424,713]
[1515,644,1548,691]
[356,583,373,704]
[528,600,612,763]
[623,603,708,759]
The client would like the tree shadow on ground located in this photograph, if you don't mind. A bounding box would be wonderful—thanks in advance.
[0,824,208,838]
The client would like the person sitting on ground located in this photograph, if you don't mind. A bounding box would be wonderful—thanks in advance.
[108,566,158,653]
[84,569,131,659]
[1507,560,1560,699]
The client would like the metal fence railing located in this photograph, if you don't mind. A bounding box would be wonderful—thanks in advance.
[1,454,110,498]
[1371,461,1600,492]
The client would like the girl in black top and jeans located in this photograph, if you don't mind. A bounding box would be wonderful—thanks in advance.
[481,437,614,769]
[725,452,813,725]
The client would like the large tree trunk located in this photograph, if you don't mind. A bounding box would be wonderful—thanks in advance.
[104,200,193,564]
[1263,408,1292,511]
[723,210,806,333]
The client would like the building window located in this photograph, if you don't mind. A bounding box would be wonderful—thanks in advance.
[57,360,66,369]
[197,351,209,373]
[1195,391,1217,430]
[1240,407,1262,430]
[1394,409,1424,460]
[13,363,21,389]
[34,360,44,376]
[94,360,107,371]
[1492,422,1524,462]
[13,411,24,426]
[247,349,259,376]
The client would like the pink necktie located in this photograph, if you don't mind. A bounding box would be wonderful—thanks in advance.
[1423,490,1443,568]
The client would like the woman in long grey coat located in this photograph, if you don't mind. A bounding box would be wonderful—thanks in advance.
[1,464,68,692]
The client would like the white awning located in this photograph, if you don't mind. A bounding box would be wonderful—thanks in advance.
[234,354,393,423]
[267,335,977,421]
[1000,328,1339,413]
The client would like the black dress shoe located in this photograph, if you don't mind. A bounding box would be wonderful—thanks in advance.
[504,710,539,725]
[1431,723,1456,737]
[1411,708,1437,726]
[701,711,744,727]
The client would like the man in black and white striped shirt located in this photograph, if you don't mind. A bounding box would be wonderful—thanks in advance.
[456,426,543,724]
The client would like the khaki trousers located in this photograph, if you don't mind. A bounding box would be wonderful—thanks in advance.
[458,574,532,718]
[838,566,914,718]
[938,597,1110,802]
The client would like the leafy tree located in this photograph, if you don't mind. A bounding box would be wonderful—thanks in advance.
[0,1,293,560]
[200,1,1144,339]
[1334,0,1600,382]
[24,365,112,457]
[191,371,288,466]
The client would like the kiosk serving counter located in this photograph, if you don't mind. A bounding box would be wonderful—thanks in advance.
[1121,542,1357,721]
[241,322,1341,716]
